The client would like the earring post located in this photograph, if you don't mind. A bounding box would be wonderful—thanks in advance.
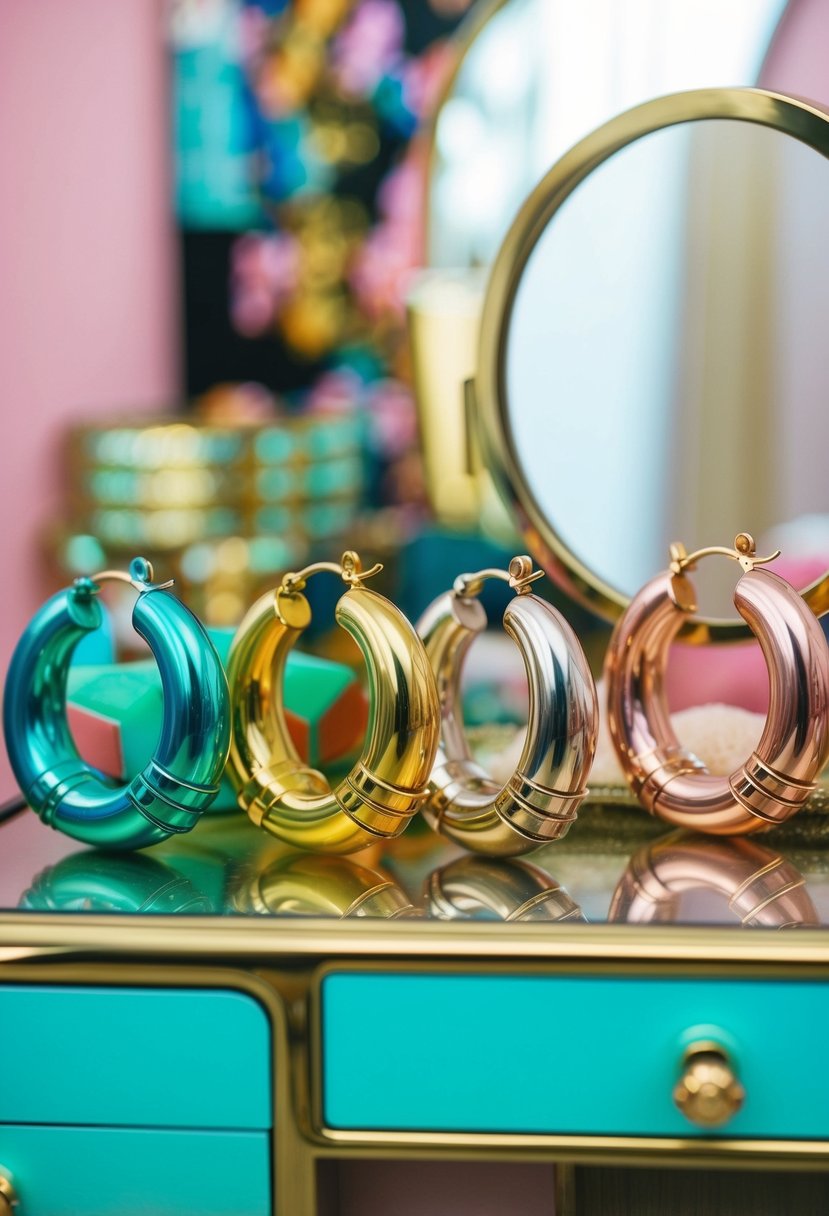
[669,534,780,577]
[454,556,544,599]
[281,551,384,595]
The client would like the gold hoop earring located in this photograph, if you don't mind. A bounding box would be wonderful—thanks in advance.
[227,551,440,853]
[604,534,829,834]
[417,556,598,856]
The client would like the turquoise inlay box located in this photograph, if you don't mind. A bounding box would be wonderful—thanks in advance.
[322,972,829,1138]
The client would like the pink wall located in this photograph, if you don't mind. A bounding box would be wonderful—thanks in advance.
[0,0,178,791]
[760,0,829,99]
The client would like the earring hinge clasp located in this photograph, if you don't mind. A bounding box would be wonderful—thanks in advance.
[81,557,174,595]
[670,533,780,577]
[281,550,383,596]
[454,555,544,599]
[91,568,174,593]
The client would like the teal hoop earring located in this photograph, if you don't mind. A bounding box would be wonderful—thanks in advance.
[3,558,231,850]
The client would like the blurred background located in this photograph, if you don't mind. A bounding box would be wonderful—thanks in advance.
[2,0,828,793]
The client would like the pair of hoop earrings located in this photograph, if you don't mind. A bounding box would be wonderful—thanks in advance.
[605,534,829,835]
[226,550,598,856]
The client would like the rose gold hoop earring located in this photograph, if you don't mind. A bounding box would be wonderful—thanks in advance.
[417,556,598,855]
[604,534,829,835]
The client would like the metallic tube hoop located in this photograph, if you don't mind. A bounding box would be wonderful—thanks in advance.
[2,560,230,849]
[604,542,829,834]
[417,558,598,856]
[226,566,440,854]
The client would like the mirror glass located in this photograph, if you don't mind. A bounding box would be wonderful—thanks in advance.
[505,118,829,617]
[429,0,789,269]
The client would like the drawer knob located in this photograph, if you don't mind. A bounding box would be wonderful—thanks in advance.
[673,1041,744,1128]
[0,1172,18,1215]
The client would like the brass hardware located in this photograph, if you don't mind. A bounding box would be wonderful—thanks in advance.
[673,1041,745,1128]
[669,533,780,577]
[280,550,383,596]
[0,1172,18,1215]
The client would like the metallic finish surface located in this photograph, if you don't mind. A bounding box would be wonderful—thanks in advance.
[475,87,829,642]
[20,851,212,915]
[232,853,417,919]
[227,556,440,853]
[609,832,819,928]
[673,1042,745,1129]
[418,560,597,855]
[427,855,584,922]
[604,553,829,834]
[0,1173,17,1216]
[2,560,230,849]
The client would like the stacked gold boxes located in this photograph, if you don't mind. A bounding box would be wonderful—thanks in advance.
[58,414,366,624]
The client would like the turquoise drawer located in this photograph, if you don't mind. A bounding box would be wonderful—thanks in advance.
[0,985,271,1128]
[0,1125,269,1216]
[322,972,829,1138]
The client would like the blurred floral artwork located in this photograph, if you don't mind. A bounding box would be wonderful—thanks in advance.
[171,0,474,509]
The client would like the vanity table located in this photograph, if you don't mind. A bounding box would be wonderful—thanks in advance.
[2,804,829,1215]
[6,17,829,1216]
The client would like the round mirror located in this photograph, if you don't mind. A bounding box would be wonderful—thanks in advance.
[478,88,829,640]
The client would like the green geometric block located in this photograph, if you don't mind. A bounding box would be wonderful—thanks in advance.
[66,635,367,813]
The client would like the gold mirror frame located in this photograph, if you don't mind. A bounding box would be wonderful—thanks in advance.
[476,87,829,643]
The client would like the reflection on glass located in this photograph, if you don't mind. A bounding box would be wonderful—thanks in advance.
[506,118,829,616]
[426,856,584,922]
[431,0,788,268]
[231,853,418,919]
[20,851,212,914]
[609,831,818,928]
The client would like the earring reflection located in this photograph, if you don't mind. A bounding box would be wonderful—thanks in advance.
[20,851,212,914]
[231,853,418,919]
[609,831,818,928]
[426,855,585,922]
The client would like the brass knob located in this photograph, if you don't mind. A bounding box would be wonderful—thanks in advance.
[673,1041,744,1128]
[0,1173,18,1216]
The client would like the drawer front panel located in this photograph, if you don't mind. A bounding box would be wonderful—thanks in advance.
[0,1125,270,1216]
[322,972,829,1138]
[0,985,271,1129]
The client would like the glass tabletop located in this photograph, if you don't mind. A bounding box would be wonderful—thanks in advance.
[3,803,829,928]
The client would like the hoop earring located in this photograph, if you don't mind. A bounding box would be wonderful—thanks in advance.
[604,533,829,834]
[3,557,230,849]
[417,556,598,856]
[227,550,440,854]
